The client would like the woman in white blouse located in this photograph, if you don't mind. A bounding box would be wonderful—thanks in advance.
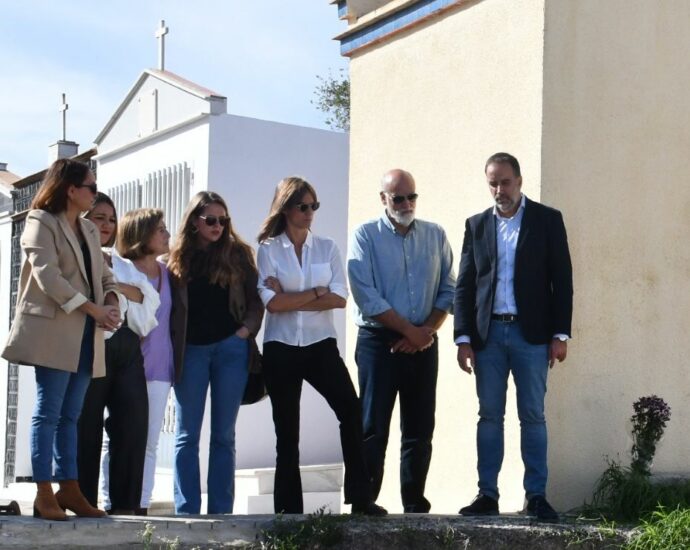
[256,176,386,516]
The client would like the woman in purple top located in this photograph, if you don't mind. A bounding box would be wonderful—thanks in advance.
[116,208,173,515]
[168,191,263,515]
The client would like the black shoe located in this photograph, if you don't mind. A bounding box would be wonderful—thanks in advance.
[459,494,499,516]
[403,496,431,513]
[526,495,559,523]
[351,501,388,517]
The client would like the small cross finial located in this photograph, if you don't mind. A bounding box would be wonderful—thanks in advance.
[59,93,68,141]
[155,20,169,71]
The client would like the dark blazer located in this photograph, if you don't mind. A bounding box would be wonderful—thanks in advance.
[453,198,573,350]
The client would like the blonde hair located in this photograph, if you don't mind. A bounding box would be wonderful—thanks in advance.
[116,208,164,260]
[257,176,318,243]
[168,191,255,286]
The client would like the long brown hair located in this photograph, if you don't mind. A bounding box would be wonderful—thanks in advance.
[32,158,90,213]
[84,192,117,247]
[257,176,318,243]
[168,191,255,286]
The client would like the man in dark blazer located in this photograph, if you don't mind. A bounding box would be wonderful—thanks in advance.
[454,152,573,522]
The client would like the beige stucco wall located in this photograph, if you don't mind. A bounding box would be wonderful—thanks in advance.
[541,0,690,510]
[347,0,547,513]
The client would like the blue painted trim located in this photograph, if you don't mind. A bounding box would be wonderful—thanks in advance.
[338,1,348,18]
[340,0,460,56]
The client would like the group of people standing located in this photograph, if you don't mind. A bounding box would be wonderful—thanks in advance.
[2,150,572,523]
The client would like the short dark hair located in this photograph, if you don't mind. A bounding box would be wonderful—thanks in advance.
[485,152,521,177]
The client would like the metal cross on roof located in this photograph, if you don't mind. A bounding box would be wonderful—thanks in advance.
[156,20,169,71]
[59,93,68,141]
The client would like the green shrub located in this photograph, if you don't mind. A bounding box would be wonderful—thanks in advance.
[587,459,690,522]
[625,507,690,550]
[259,507,347,549]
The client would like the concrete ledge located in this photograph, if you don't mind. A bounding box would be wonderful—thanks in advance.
[0,513,633,549]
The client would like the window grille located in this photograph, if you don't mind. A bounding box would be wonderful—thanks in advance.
[105,162,191,238]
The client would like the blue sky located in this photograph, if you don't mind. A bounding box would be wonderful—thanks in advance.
[0,1,348,176]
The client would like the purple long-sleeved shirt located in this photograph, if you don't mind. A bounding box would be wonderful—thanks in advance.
[140,261,174,383]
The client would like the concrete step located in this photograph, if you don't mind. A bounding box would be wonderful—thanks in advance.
[236,463,343,495]
[0,514,634,549]
[235,463,344,514]
[246,491,343,514]
[0,463,345,517]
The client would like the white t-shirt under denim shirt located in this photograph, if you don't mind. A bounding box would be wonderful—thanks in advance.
[257,232,349,347]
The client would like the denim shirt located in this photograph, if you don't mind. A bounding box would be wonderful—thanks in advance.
[348,213,456,328]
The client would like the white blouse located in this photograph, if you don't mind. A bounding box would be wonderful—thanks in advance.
[108,250,160,339]
[257,232,348,347]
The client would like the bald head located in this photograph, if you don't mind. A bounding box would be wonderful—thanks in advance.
[381,169,415,192]
[379,168,417,229]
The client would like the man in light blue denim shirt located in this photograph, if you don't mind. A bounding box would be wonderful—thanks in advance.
[347,168,455,513]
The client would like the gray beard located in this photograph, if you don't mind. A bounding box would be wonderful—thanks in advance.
[389,210,415,227]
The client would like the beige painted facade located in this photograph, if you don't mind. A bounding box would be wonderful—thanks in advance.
[342,0,690,513]
[541,0,690,509]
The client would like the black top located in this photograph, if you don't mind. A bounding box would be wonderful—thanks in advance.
[80,240,94,300]
[186,252,239,345]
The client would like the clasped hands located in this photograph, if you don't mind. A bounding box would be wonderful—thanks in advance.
[390,325,435,354]
[93,304,121,331]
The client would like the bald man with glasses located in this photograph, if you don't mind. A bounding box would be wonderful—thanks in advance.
[347,169,456,513]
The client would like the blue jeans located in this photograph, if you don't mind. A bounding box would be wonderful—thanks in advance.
[355,327,438,513]
[173,334,249,514]
[31,318,94,482]
[474,321,549,501]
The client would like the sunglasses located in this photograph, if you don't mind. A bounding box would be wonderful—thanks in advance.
[386,193,418,204]
[294,202,320,213]
[76,182,98,195]
[199,215,230,227]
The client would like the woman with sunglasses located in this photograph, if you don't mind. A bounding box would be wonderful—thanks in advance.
[2,159,120,520]
[77,193,158,515]
[116,208,173,515]
[256,176,386,516]
[168,191,263,514]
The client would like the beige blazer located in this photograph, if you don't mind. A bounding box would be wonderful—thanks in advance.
[2,210,119,377]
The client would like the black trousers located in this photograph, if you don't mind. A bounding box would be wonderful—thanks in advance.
[263,338,372,514]
[77,326,148,510]
[355,327,438,513]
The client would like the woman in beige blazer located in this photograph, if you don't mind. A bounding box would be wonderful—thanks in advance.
[2,159,121,521]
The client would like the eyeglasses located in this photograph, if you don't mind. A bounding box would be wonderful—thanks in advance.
[294,202,320,213]
[76,182,98,195]
[386,193,418,204]
[199,215,230,227]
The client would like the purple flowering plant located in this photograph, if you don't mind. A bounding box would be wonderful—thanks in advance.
[630,395,671,476]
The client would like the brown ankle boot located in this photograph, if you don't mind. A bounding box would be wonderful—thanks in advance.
[34,481,67,521]
[55,480,106,518]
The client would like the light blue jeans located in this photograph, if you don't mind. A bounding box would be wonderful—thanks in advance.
[173,334,249,514]
[31,318,94,481]
[474,321,549,501]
